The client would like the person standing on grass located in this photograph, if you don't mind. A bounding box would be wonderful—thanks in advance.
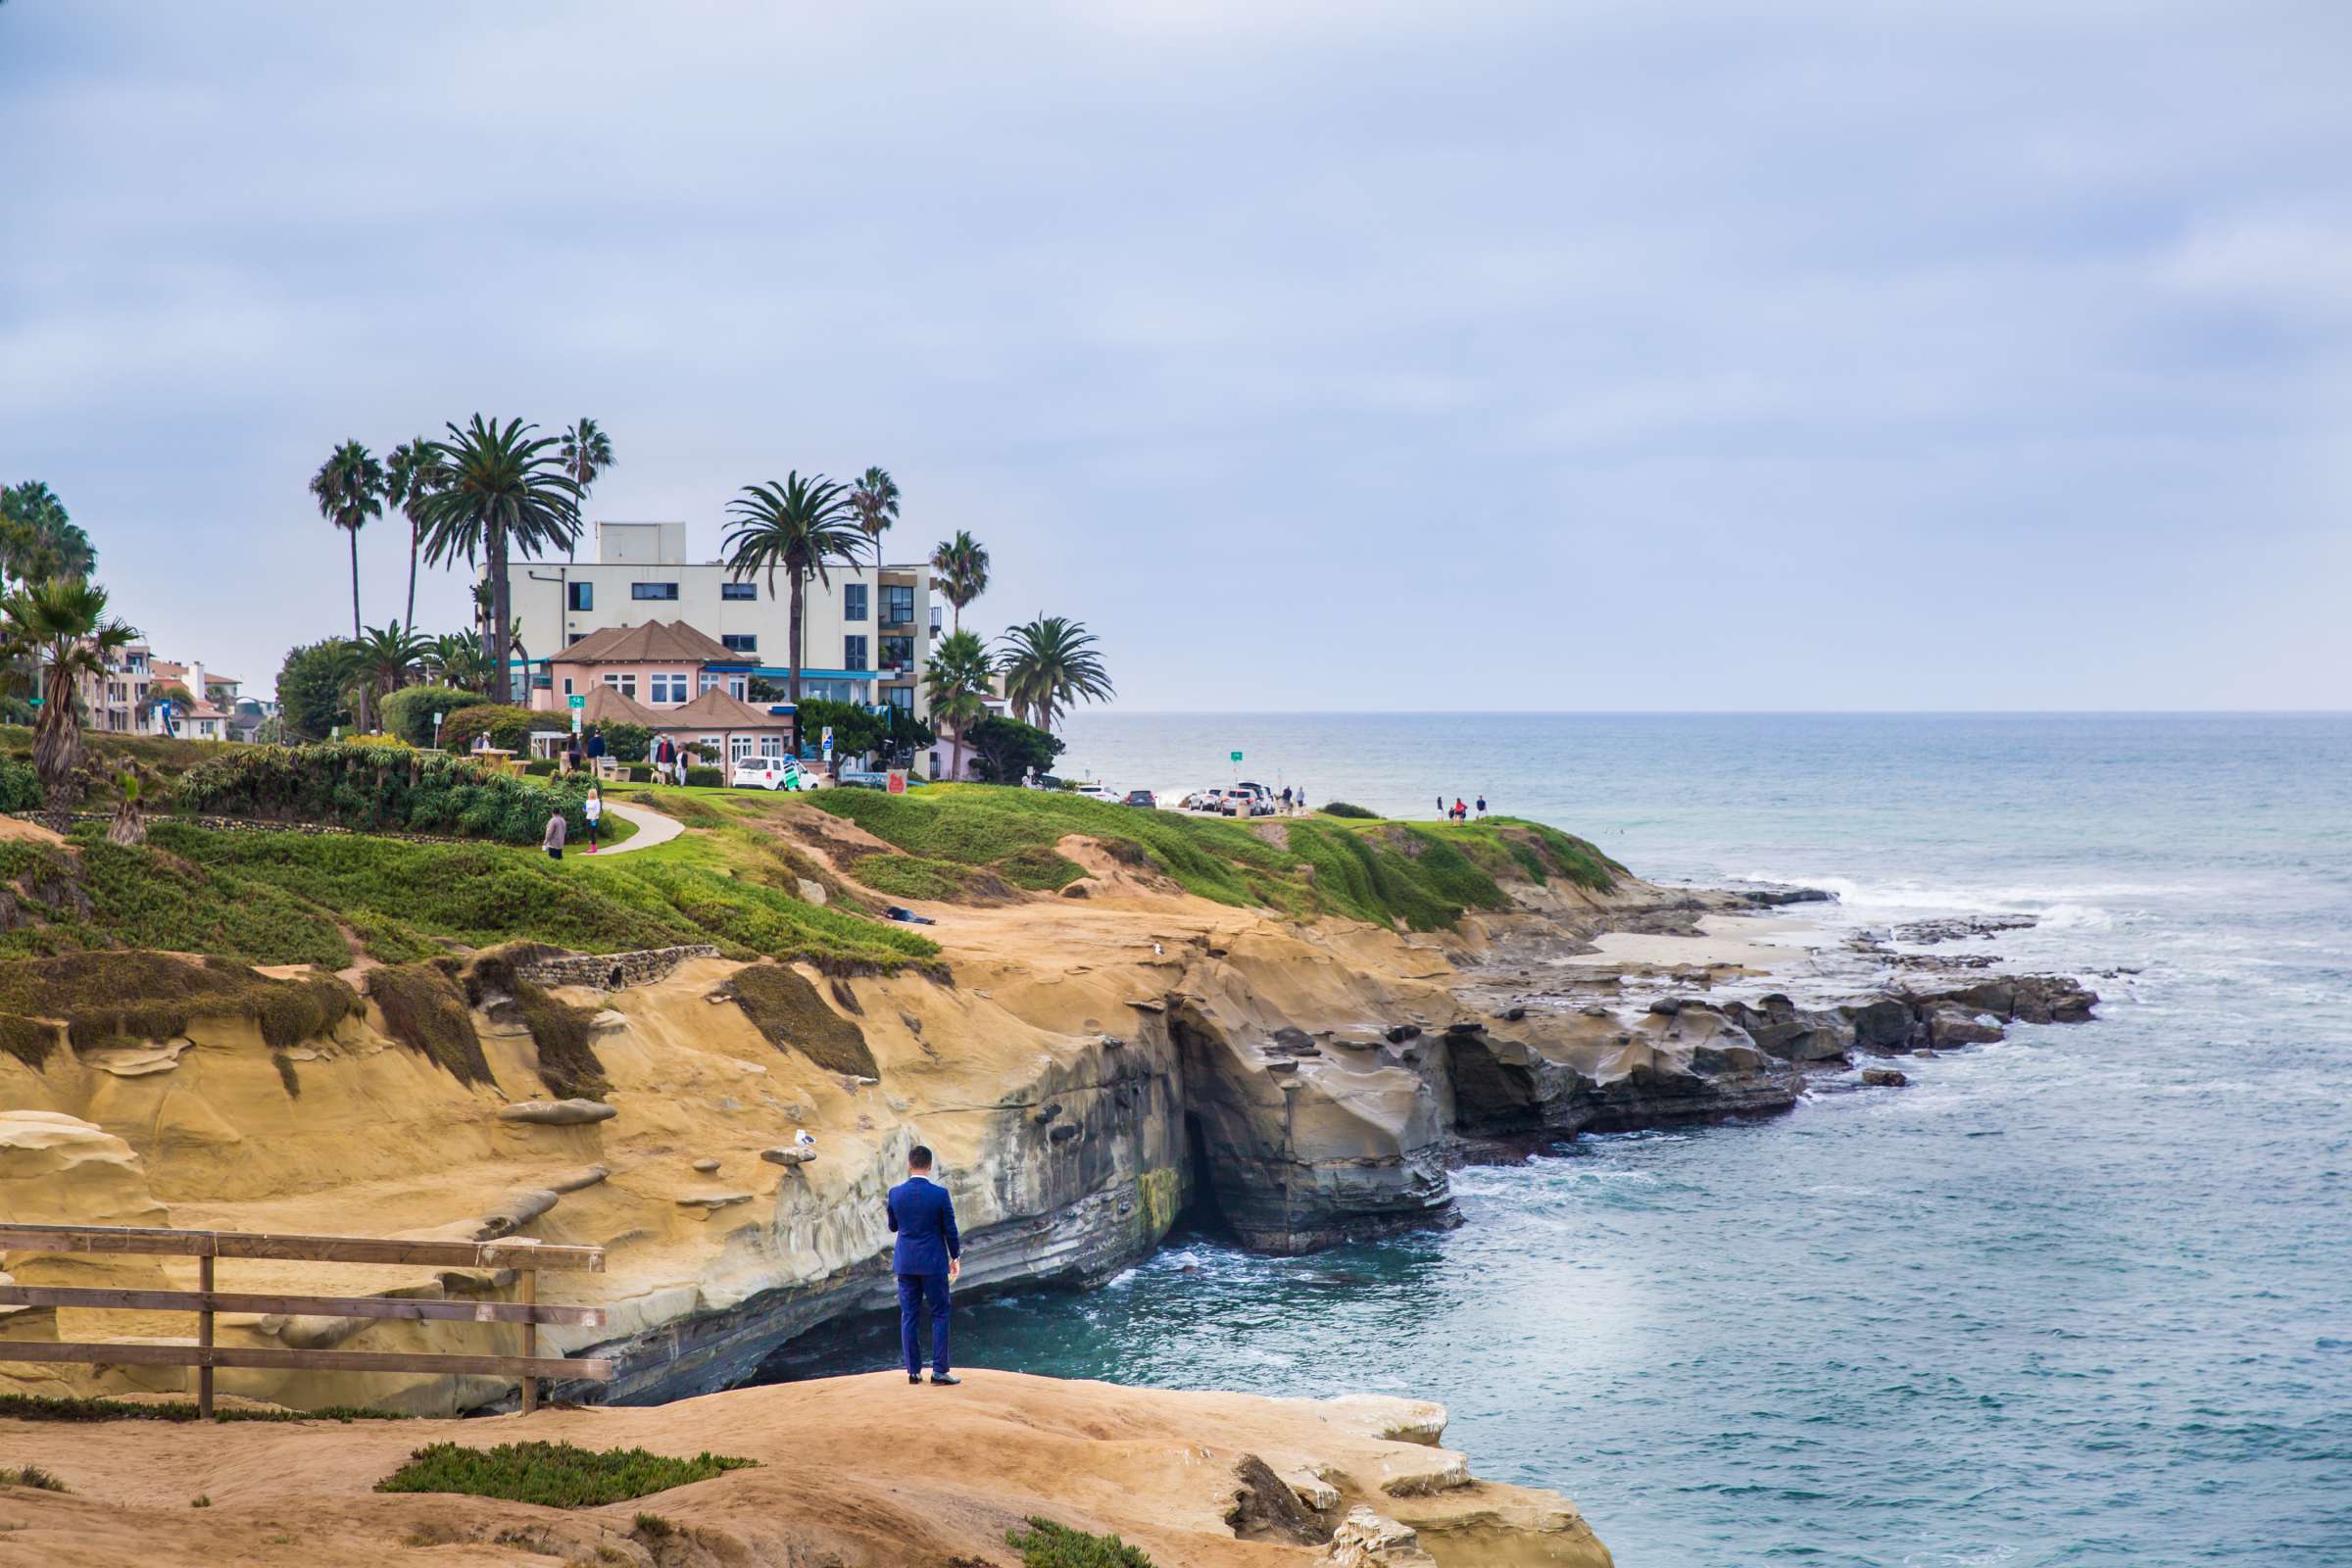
[542,808,567,861]
[887,1144,962,1387]
[1436,795,1445,818]
[583,786,603,854]
[674,751,689,787]
[1476,794,1487,817]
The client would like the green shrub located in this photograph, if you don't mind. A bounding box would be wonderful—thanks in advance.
[1005,1518,1154,1568]
[1321,800,1377,819]
[172,743,592,846]
[365,962,494,1085]
[374,1442,756,1509]
[379,686,488,748]
[0,757,41,812]
[627,765,653,783]
[968,714,1063,784]
[440,705,543,754]
[0,1464,70,1493]
[0,1393,406,1423]
[0,951,359,1053]
[591,721,653,763]
[684,766,722,787]
[724,961,876,1077]
[523,760,557,776]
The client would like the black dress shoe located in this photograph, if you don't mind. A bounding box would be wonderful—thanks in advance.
[929,1373,961,1386]
[907,1373,922,1385]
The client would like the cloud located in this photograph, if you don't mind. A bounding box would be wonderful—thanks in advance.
[1,0,2347,709]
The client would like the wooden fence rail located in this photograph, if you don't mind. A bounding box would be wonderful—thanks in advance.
[0,1222,610,1417]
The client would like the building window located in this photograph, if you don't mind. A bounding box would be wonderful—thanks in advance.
[882,584,915,627]
[602,673,637,699]
[845,583,868,621]
[881,636,914,672]
[730,735,754,762]
[568,581,594,611]
[844,635,868,670]
[721,581,757,601]
[930,606,943,633]
[759,735,785,759]
[885,686,913,711]
[563,678,574,697]
[649,672,688,704]
[631,581,679,601]
[721,633,758,654]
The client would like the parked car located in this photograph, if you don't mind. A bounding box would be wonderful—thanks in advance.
[1219,784,1275,817]
[730,757,796,790]
[1122,789,1157,808]
[1073,782,1120,804]
[1187,788,1226,813]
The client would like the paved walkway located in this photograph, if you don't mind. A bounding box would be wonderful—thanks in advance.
[583,800,684,857]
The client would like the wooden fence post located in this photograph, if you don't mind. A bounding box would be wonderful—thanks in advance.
[197,1249,216,1420]
[518,1268,538,1416]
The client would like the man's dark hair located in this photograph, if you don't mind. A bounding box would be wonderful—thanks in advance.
[907,1145,933,1170]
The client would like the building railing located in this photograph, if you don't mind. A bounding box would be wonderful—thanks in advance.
[0,1222,610,1416]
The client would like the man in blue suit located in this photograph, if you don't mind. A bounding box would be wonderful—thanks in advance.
[887,1144,962,1386]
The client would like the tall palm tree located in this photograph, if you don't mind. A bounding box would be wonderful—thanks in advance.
[721,473,863,735]
[384,437,442,635]
[557,418,615,564]
[0,577,137,824]
[850,466,900,635]
[354,621,429,731]
[929,530,990,634]
[997,615,1113,733]
[309,440,385,640]
[415,416,581,704]
[923,628,994,781]
[0,481,96,587]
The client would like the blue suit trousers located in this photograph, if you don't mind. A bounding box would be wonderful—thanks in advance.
[898,1272,951,1377]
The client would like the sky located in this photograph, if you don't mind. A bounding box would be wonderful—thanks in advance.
[3,1,2348,710]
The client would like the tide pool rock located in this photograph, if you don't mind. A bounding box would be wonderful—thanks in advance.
[497,1100,615,1126]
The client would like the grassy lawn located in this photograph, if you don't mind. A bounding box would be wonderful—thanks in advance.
[806,784,1622,931]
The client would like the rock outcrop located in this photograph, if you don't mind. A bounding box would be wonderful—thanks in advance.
[0,1371,1615,1567]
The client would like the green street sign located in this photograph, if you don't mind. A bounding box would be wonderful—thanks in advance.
[567,694,586,710]
[1230,751,1243,762]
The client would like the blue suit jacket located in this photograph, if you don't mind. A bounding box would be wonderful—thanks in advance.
[887,1176,960,1277]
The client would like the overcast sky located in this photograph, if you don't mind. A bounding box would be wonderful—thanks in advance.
[4,2,2347,710]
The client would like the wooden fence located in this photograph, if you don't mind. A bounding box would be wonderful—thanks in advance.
[0,1223,611,1416]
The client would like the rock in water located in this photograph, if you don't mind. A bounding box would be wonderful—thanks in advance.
[1861,1067,1909,1087]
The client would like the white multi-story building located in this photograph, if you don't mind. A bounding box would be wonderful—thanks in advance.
[506,522,942,717]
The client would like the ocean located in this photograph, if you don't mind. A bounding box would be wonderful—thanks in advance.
[763,714,2352,1566]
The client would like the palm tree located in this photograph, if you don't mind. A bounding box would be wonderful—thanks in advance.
[0,577,137,825]
[414,416,581,704]
[557,418,615,564]
[309,440,385,640]
[997,615,1113,733]
[850,466,900,632]
[721,473,863,735]
[384,437,442,635]
[929,530,990,633]
[354,622,428,730]
[923,628,994,781]
[0,481,96,587]
[431,630,493,693]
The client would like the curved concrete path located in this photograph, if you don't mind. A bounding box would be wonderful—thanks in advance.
[582,799,684,857]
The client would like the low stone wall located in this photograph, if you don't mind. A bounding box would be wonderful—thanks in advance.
[515,945,721,992]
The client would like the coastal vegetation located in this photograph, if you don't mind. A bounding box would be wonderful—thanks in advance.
[1006,1518,1155,1568]
[172,742,595,844]
[307,438,384,645]
[3,575,139,823]
[416,415,584,696]
[924,627,995,779]
[998,614,1114,732]
[0,1392,407,1424]
[929,528,989,632]
[556,417,615,564]
[807,782,1621,929]
[374,1441,756,1508]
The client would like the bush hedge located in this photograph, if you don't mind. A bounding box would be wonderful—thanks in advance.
[595,721,654,763]
[0,758,40,813]
[172,743,590,846]
[379,686,488,748]
[685,766,722,787]
[523,760,557,776]
[440,705,544,754]
[1321,801,1378,818]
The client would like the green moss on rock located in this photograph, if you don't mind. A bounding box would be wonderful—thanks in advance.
[0,952,358,1053]
[726,962,877,1078]
[366,962,496,1087]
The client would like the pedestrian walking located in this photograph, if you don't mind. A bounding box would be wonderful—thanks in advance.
[542,809,567,861]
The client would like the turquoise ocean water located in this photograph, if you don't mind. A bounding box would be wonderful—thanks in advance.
[760,714,2352,1566]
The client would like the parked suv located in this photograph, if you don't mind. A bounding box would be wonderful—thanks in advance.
[1122,789,1157,808]
[1220,784,1274,817]
[730,757,796,790]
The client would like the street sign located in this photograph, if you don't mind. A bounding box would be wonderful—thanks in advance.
[432,711,444,725]
[567,694,586,710]
[1230,750,1243,762]
[821,724,834,763]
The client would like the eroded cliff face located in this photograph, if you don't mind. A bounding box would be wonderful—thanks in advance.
[0,846,1798,1416]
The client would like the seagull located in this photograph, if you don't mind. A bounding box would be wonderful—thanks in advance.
[1152,943,1164,957]
[794,1130,816,1150]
